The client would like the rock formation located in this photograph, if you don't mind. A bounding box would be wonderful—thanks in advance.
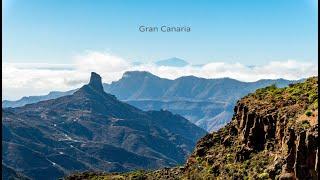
[88,72,104,92]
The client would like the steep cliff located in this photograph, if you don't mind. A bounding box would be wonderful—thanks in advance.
[70,77,318,179]
[183,77,318,179]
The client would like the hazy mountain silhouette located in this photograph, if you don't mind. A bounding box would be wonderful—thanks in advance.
[155,57,189,67]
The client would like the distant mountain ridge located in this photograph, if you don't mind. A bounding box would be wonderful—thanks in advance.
[3,90,77,108]
[2,71,302,131]
[2,72,206,180]
[155,57,189,67]
[105,72,302,131]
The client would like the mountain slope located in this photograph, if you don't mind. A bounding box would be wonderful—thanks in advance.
[3,71,301,131]
[2,72,206,180]
[77,76,318,179]
[2,164,30,180]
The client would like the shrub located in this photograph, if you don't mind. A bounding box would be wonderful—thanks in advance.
[305,111,312,117]
[130,170,147,180]
[226,153,233,162]
[312,99,318,110]
[196,156,201,162]
[257,172,269,179]
[308,93,318,103]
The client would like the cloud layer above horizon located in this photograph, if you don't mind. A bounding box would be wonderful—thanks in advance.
[3,51,318,100]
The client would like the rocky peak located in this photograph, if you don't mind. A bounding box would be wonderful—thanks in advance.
[88,72,104,92]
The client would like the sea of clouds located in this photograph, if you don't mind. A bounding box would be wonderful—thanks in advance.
[3,51,318,100]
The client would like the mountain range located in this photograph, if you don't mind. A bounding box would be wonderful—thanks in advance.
[3,71,301,131]
[2,72,206,180]
[69,76,318,179]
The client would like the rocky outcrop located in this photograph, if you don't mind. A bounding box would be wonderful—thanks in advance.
[88,72,104,92]
[295,131,308,179]
[233,100,318,180]
[235,103,285,152]
[278,125,318,180]
[184,77,318,179]
[284,128,296,173]
[306,130,318,179]
[231,96,318,179]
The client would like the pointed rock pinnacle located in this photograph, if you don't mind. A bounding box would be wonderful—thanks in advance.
[88,72,104,92]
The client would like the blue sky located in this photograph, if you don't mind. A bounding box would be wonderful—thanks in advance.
[2,0,318,100]
[3,0,318,65]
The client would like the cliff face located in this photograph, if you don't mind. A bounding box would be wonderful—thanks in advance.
[66,77,318,180]
[233,100,318,177]
[184,77,318,179]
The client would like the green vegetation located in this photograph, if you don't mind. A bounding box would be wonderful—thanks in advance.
[297,120,311,130]
[257,172,269,180]
[129,170,148,180]
[313,99,318,109]
[305,110,313,117]
[225,153,234,162]
[250,78,318,114]
[255,84,280,100]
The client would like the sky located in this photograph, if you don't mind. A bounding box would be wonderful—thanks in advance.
[2,0,319,100]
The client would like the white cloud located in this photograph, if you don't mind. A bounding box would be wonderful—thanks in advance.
[2,63,76,100]
[2,51,318,100]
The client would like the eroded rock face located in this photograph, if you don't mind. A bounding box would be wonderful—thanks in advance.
[235,104,275,152]
[211,92,318,179]
[284,128,296,173]
[183,77,318,179]
[233,101,318,179]
[235,103,289,152]
[295,131,308,179]
[279,126,318,180]
[306,126,318,178]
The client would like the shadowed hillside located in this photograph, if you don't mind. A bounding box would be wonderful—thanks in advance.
[2,72,206,180]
